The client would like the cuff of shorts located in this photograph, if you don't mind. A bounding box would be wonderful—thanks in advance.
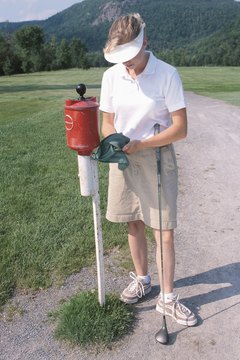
[106,213,177,230]
[160,220,177,230]
[150,220,177,230]
[106,213,143,223]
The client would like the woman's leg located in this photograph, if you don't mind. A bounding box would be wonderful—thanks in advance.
[127,220,148,276]
[120,220,151,304]
[153,229,175,294]
[154,228,197,326]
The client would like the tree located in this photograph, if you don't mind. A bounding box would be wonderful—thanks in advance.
[69,38,86,68]
[0,33,8,75]
[2,57,14,75]
[41,36,58,71]
[14,26,45,73]
[87,52,107,67]
[14,26,44,52]
[56,39,71,69]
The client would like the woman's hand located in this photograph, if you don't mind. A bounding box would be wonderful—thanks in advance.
[122,140,142,154]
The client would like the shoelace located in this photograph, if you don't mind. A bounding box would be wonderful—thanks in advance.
[172,295,192,316]
[127,272,145,298]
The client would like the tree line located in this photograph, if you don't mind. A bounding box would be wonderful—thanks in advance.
[0,21,239,76]
[0,25,99,76]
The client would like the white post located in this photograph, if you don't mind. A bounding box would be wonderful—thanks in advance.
[77,155,105,305]
[91,159,105,305]
[77,155,94,196]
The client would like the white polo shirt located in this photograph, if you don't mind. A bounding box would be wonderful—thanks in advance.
[99,52,186,140]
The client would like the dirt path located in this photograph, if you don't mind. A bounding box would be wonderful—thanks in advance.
[0,92,240,360]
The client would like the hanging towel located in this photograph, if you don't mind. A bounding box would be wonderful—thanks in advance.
[92,133,130,170]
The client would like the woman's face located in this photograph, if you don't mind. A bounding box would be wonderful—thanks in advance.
[122,38,148,73]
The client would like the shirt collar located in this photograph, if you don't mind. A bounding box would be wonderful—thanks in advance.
[142,51,157,75]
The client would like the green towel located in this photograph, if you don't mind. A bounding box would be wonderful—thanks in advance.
[92,133,130,170]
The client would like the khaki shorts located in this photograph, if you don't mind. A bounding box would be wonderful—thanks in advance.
[106,145,178,230]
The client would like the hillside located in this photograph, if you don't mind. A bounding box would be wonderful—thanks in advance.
[183,15,240,66]
[1,0,240,52]
[156,14,240,66]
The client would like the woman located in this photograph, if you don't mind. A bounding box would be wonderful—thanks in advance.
[99,13,197,326]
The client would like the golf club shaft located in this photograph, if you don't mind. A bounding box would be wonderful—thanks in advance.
[154,124,166,318]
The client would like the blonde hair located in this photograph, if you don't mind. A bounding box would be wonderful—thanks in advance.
[104,13,145,54]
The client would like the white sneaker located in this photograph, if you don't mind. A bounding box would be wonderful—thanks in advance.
[156,295,197,326]
[120,272,152,304]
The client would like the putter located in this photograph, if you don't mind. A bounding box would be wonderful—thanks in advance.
[154,124,169,345]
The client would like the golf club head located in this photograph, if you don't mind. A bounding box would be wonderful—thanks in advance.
[155,317,169,345]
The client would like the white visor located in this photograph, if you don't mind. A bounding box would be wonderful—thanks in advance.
[104,25,145,64]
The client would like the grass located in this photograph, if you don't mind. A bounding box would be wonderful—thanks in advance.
[0,68,128,307]
[0,66,239,308]
[50,291,135,347]
[179,66,240,106]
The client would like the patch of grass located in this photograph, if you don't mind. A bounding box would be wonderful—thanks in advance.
[50,291,135,347]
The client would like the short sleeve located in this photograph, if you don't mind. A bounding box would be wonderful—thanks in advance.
[164,69,186,113]
[99,71,115,113]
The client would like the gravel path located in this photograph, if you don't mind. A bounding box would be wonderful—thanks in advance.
[0,92,240,360]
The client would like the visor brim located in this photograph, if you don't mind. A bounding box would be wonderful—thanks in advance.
[104,26,145,64]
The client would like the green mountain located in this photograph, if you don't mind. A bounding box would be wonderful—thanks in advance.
[156,14,240,66]
[182,15,240,65]
[1,0,240,52]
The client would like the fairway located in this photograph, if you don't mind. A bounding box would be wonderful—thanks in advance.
[0,66,239,307]
[179,66,240,106]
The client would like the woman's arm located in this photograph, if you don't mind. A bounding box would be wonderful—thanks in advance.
[101,111,116,138]
[123,108,187,154]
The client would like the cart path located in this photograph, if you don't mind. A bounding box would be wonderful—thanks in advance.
[0,92,240,360]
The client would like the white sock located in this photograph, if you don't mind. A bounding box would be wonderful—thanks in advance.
[160,292,175,303]
[137,274,151,284]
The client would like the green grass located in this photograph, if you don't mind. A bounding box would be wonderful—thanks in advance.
[50,291,134,347]
[0,66,239,307]
[179,66,240,106]
[0,68,128,307]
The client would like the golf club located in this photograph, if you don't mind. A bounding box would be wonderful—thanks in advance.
[154,123,169,345]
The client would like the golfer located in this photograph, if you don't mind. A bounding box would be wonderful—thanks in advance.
[99,13,197,326]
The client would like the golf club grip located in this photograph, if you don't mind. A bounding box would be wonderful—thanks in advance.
[154,124,161,167]
[154,123,160,136]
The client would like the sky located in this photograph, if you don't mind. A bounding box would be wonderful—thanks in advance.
[0,0,83,22]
